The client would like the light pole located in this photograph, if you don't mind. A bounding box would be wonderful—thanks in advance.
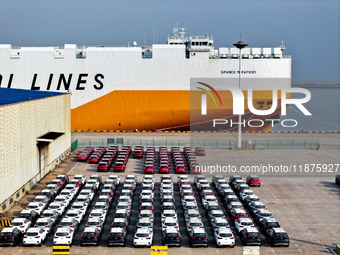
[233,39,248,148]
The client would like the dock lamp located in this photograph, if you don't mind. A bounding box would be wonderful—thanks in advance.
[233,39,248,148]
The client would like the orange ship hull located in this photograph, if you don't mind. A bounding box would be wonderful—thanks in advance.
[71,90,282,131]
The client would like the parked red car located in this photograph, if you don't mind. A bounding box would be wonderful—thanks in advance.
[78,152,90,161]
[144,165,155,174]
[97,162,110,172]
[133,146,144,158]
[159,165,169,174]
[114,162,126,172]
[229,208,249,221]
[246,175,261,187]
[195,147,206,156]
[175,165,186,174]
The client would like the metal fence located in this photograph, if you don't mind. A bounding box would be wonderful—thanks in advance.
[74,138,319,150]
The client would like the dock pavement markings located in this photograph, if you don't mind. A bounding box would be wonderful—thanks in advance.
[271,184,333,253]
[67,162,79,175]
[262,184,307,254]
[281,184,339,238]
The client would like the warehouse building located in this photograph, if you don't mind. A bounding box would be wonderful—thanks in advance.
[0,88,71,214]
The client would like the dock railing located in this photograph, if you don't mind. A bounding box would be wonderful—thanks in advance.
[74,138,319,150]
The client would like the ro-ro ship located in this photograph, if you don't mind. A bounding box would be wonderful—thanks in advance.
[0,26,291,131]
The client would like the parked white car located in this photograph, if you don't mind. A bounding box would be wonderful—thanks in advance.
[74,174,86,185]
[48,202,66,215]
[162,218,179,232]
[79,190,95,201]
[136,218,153,230]
[181,196,196,205]
[89,209,107,221]
[211,218,230,232]
[60,190,76,201]
[184,210,201,223]
[214,228,235,247]
[134,228,153,247]
[23,227,47,246]
[41,209,60,223]
[161,210,178,222]
[63,184,80,195]
[235,218,255,232]
[108,175,120,185]
[54,195,72,207]
[202,196,218,207]
[70,201,89,213]
[35,217,54,233]
[138,210,154,222]
[53,227,74,246]
[65,209,84,223]
[186,218,204,234]
[26,202,45,215]
[85,218,104,231]
[10,218,32,233]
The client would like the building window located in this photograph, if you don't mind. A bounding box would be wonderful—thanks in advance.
[2,204,6,210]
[16,192,20,198]
[9,198,13,204]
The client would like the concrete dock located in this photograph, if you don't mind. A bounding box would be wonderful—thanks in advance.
[1,132,339,255]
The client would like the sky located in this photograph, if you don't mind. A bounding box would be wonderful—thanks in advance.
[0,0,339,80]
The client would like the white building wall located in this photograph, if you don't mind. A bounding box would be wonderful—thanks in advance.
[0,94,70,212]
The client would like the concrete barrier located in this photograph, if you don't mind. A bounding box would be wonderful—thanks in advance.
[0,217,12,227]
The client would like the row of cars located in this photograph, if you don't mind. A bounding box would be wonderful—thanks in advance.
[78,175,120,246]
[212,175,289,247]
[79,145,133,173]
[190,175,235,247]
[96,146,118,171]
[133,145,144,159]
[170,147,187,174]
[133,176,156,247]
[88,146,107,164]
[0,174,72,246]
[183,146,200,174]
[113,146,132,172]
[0,174,120,247]
[159,146,171,174]
[81,145,206,174]
[77,146,95,162]
[142,146,200,175]
[143,146,157,174]
[159,176,181,246]
[178,176,210,247]
[107,175,138,246]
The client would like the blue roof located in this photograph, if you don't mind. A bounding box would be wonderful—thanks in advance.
[0,88,65,106]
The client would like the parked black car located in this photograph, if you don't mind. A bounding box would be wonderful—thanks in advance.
[0,227,22,246]
[19,209,39,225]
[259,218,280,233]
[336,175,340,185]
[81,227,102,246]
[107,227,127,246]
[189,228,208,247]
[266,228,289,247]
[240,227,262,246]
[163,228,181,247]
